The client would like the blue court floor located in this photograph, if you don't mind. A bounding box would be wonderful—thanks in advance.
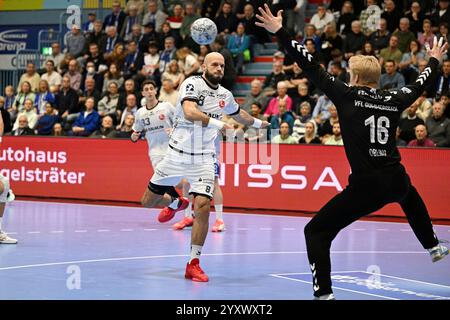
[0,200,449,300]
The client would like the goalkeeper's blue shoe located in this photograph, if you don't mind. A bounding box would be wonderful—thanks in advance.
[428,244,449,263]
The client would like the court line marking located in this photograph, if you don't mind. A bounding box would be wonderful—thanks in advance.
[12,200,450,227]
[275,271,363,276]
[4,227,443,234]
[0,251,429,271]
[361,272,450,289]
[269,274,398,300]
[273,271,450,290]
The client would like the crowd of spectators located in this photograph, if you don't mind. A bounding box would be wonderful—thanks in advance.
[233,0,450,147]
[0,0,449,148]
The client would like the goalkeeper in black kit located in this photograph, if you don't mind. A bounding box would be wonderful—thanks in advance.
[256,4,449,300]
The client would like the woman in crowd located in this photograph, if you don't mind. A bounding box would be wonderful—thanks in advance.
[298,120,321,144]
[102,63,124,94]
[34,80,55,115]
[12,81,35,122]
[161,59,185,90]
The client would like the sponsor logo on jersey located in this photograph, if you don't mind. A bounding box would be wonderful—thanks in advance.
[159,114,165,120]
[219,100,225,108]
[203,112,222,119]
[145,124,165,131]
[186,84,195,92]
[200,90,218,98]
[155,169,168,177]
[198,90,227,99]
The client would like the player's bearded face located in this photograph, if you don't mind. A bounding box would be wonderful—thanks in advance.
[205,68,223,85]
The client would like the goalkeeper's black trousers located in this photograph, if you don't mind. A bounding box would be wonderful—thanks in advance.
[304,163,439,297]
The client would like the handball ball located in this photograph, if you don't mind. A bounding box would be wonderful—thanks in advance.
[190,18,218,45]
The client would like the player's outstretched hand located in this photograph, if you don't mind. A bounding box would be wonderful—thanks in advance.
[131,131,141,142]
[425,36,448,63]
[255,4,283,34]
[220,123,235,136]
[260,121,270,129]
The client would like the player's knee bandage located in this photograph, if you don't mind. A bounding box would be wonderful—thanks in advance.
[148,181,171,196]
[0,174,10,203]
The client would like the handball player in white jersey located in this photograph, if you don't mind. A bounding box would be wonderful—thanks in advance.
[139,52,269,282]
[131,80,190,220]
[0,113,17,244]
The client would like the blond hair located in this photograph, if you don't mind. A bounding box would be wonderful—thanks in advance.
[349,55,381,86]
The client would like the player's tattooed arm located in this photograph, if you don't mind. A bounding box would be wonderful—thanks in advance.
[231,109,270,129]
[183,100,233,130]
[183,100,211,126]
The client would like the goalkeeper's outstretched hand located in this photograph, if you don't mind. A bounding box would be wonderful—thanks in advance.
[255,4,283,34]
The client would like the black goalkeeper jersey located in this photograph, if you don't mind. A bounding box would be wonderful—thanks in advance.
[275,28,439,174]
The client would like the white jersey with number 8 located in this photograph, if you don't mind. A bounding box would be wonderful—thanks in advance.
[169,76,240,156]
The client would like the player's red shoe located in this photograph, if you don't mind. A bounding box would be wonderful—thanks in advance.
[185,258,209,282]
[158,197,189,223]
[211,219,225,232]
[173,216,194,230]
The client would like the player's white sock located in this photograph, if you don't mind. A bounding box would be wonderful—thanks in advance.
[215,204,223,221]
[168,198,180,210]
[189,244,202,263]
[184,203,192,217]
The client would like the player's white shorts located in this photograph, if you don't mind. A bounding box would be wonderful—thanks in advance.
[149,154,165,169]
[0,174,10,203]
[150,155,215,198]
